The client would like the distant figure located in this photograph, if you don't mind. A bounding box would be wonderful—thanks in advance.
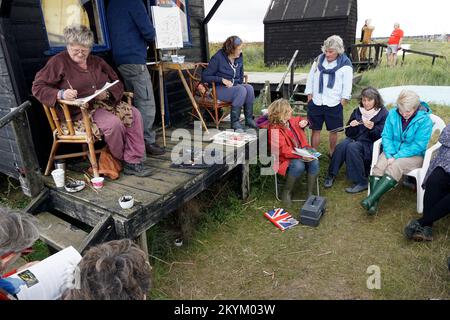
[386,23,404,67]
[360,19,375,61]
[305,35,353,157]
[404,124,450,241]
[360,90,433,215]
[0,208,39,299]
[64,239,151,300]
[267,99,319,207]
[324,87,388,193]
[202,36,257,130]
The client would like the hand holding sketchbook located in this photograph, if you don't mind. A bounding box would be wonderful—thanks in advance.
[64,80,120,104]
[7,246,82,300]
[293,147,321,160]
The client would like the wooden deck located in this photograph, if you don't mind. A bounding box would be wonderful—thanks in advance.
[31,125,256,251]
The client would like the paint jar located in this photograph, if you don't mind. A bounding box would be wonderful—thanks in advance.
[119,195,134,209]
[91,177,104,189]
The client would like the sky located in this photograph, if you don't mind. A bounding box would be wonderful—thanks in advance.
[204,0,450,42]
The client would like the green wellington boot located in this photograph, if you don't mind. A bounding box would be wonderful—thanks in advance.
[307,174,318,198]
[360,174,397,211]
[281,175,298,207]
[367,175,381,215]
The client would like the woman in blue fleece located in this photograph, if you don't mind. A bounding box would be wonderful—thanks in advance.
[202,36,256,130]
[360,90,433,215]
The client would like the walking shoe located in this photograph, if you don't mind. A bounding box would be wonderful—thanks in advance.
[323,175,335,188]
[404,219,421,239]
[345,182,368,194]
[146,143,165,155]
[245,118,258,129]
[123,162,153,177]
[412,226,433,242]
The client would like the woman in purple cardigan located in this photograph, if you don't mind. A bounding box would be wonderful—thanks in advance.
[404,123,450,241]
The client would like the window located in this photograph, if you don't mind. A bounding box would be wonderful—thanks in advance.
[148,0,192,46]
[40,0,110,54]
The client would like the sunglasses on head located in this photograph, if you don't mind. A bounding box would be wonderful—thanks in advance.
[0,247,33,260]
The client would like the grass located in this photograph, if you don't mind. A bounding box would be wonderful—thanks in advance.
[1,40,449,300]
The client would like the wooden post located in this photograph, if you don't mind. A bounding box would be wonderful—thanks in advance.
[264,80,271,108]
[238,163,250,201]
[138,231,150,263]
[158,63,167,147]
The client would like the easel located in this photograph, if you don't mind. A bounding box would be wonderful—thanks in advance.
[152,48,209,147]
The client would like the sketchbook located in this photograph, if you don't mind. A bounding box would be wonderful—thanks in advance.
[292,147,321,160]
[7,246,82,300]
[67,80,120,105]
[211,131,257,147]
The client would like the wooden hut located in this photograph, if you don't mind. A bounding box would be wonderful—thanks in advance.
[263,0,358,65]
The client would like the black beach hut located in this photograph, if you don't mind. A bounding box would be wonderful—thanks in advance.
[263,0,358,65]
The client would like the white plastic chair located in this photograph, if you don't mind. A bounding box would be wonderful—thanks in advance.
[368,114,446,213]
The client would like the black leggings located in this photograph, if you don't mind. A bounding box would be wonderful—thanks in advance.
[418,167,450,227]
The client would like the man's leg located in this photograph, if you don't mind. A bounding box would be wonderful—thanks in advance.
[311,130,321,150]
[118,64,164,155]
[324,104,343,157]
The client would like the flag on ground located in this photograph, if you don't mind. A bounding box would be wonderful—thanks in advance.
[264,208,299,231]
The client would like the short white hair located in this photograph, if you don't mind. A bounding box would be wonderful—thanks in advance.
[321,35,345,55]
[64,25,94,48]
[397,90,420,112]
[394,22,400,28]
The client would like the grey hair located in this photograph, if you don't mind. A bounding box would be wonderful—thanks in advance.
[63,239,151,300]
[394,22,400,28]
[0,207,39,256]
[63,25,94,48]
[321,35,345,55]
[396,90,420,112]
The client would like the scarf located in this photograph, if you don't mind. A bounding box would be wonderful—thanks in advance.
[359,106,380,121]
[317,54,353,93]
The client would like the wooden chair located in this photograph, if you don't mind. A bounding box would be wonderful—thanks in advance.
[186,63,248,129]
[41,92,133,177]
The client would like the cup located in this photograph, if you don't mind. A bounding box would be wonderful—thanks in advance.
[118,195,134,209]
[177,55,185,63]
[51,169,65,188]
[54,159,66,171]
[91,177,104,189]
[171,55,178,63]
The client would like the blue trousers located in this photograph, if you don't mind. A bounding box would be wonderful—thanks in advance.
[287,159,320,178]
[216,84,255,116]
[328,138,368,184]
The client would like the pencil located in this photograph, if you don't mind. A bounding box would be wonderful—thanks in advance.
[67,80,74,90]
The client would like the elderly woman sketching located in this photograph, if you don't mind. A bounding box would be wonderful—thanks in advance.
[360,90,433,215]
[305,35,353,156]
[404,124,450,241]
[201,35,256,130]
[32,25,152,177]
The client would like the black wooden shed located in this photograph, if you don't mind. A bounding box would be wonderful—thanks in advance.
[0,0,209,195]
[264,0,358,65]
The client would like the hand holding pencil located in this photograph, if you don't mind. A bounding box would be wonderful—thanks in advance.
[62,80,78,100]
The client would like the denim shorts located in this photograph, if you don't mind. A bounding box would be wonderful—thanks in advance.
[307,101,343,131]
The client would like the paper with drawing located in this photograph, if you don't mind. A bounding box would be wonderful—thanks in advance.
[70,80,119,104]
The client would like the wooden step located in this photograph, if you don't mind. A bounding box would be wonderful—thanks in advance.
[36,212,88,251]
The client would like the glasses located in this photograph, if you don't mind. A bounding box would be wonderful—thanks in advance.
[0,247,33,260]
[69,46,90,55]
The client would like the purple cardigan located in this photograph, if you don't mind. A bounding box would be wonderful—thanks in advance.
[423,123,450,187]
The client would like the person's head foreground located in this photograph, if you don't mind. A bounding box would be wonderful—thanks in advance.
[64,239,151,300]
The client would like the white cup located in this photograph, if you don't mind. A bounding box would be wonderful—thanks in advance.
[119,195,134,209]
[51,169,65,188]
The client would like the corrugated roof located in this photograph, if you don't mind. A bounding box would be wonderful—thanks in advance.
[264,0,353,22]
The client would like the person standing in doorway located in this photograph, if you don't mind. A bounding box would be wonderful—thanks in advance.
[107,0,165,156]
[386,23,404,67]
[305,35,353,157]
[360,19,375,61]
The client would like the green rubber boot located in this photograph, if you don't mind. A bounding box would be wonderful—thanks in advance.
[281,175,297,207]
[367,175,381,215]
[307,174,318,198]
[360,174,397,211]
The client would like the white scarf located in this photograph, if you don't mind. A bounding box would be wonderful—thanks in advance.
[359,106,380,121]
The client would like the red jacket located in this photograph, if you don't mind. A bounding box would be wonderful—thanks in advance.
[268,116,311,176]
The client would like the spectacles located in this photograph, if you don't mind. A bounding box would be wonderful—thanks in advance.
[0,247,33,260]
[69,47,90,55]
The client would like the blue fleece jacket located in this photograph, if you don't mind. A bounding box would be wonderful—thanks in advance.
[202,49,244,85]
[381,102,433,159]
[106,0,155,65]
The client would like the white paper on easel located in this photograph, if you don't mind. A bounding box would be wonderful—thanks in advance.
[8,246,82,300]
[151,6,183,49]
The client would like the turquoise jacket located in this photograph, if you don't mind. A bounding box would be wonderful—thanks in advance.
[381,102,433,159]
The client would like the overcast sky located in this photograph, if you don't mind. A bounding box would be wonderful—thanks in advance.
[204,0,449,42]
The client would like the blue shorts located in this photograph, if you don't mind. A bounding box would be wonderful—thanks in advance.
[307,101,343,131]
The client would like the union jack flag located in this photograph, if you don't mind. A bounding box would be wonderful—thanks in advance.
[264,208,299,231]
